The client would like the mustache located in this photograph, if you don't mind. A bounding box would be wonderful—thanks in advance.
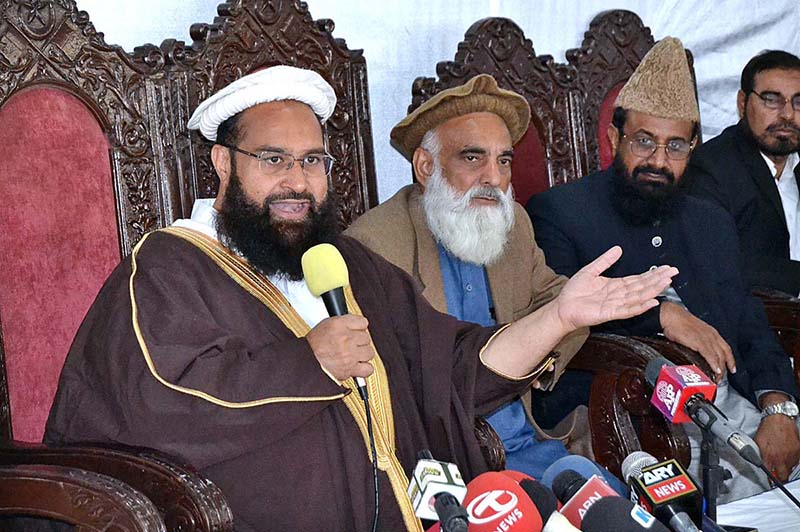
[766,121,800,134]
[467,185,503,201]
[264,191,317,206]
[633,165,675,184]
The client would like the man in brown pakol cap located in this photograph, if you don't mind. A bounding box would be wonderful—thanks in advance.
[527,37,800,502]
[346,74,634,490]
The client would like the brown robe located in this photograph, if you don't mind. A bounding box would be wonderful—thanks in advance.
[45,233,534,532]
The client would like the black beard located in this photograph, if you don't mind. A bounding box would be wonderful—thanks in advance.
[743,114,800,157]
[215,174,340,280]
[611,153,688,226]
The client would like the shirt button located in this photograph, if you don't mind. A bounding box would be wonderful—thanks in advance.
[651,236,663,248]
[465,283,473,292]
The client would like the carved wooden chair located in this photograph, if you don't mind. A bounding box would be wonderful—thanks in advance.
[1,0,381,526]
[406,13,698,476]
[0,1,232,529]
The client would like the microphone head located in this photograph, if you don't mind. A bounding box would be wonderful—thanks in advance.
[581,497,669,532]
[551,470,587,504]
[301,243,349,296]
[463,471,543,531]
[541,455,622,496]
[621,451,658,483]
[644,356,673,387]
[499,469,534,483]
[519,478,558,519]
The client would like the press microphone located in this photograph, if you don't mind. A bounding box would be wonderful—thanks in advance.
[407,450,468,531]
[645,357,762,467]
[622,451,702,532]
[462,471,544,531]
[552,469,666,530]
[302,243,369,401]
[497,470,576,531]
[541,454,624,496]
[552,470,621,528]
[581,496,671,531]
[517,478,579,531]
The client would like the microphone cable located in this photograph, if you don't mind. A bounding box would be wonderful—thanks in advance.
[361,390,380,532]
[759,464,800,510]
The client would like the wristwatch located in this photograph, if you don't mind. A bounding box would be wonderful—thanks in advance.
[761,400,800,420]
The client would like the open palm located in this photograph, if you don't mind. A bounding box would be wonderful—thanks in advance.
[556,246,678,330]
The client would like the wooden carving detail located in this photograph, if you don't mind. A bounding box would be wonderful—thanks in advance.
[409,17,587,187]
[0,464,166,531]
[1,444,235,531]
[159,0,378,228]
[0,0,183,256]
[566,10,655,172]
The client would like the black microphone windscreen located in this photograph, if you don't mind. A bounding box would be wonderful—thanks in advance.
[551,470,587,503]
[519,478,558,519]
[644,356,674,387]
[581,497,670,532]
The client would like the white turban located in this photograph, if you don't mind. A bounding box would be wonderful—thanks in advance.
[187,65,337,142]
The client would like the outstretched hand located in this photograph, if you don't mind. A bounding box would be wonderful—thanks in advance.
[555,246,678,331]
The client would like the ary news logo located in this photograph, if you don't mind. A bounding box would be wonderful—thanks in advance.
[639,461,696,503]
[466,489,524,527]
[675,366,705,384]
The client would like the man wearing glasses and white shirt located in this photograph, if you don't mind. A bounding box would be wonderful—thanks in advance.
[688,50,800,296]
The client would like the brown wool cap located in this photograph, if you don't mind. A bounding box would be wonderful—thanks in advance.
[615,37,700,123]
[390,74,531,162]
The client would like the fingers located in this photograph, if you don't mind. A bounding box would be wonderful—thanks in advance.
[351,361,375,379]
[582,246,623,276]
[699,331,735,377]
[341,315,369,331]
[721,343,737,374]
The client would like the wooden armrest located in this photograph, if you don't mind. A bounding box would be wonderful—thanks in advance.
[0,464,165,531]
[0,443,233,532]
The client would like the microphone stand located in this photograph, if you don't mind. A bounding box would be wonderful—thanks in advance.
[700,428,729,521]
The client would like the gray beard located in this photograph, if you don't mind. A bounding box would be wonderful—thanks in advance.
[421,166,515,266]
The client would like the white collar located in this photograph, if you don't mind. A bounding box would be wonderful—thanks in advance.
[759,151,799,181]
[171,199,329,328]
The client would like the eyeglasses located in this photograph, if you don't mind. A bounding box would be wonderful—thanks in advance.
[750,90,800,112]
[623,134,693,161]
[223,145,335,177]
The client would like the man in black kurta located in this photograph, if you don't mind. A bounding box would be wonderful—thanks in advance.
[44,65,676,531]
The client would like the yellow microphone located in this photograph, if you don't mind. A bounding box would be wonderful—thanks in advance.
[301,244,368,400]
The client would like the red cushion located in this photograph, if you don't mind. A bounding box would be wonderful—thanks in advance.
[598,83,625,170]
[510,121,548,207]
[0,88,120,442]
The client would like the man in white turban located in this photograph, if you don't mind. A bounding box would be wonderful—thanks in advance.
[46,65,676,531]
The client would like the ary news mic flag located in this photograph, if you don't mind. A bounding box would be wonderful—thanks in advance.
[622,452,703,532]
[462,471,544,532]
[301,243,369,398]
[645,357,716,424]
